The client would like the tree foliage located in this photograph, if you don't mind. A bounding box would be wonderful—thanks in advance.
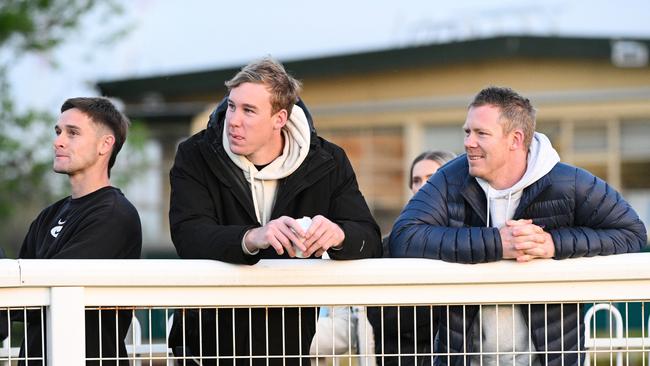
[0,72,55,214]
[1,1,119,53]
[0,0,137,255]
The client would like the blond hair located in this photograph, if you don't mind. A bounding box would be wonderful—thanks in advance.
[225,57,302,118]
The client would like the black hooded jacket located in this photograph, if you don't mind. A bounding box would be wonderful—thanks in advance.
[168,98,382,365]
[389,156,647,366]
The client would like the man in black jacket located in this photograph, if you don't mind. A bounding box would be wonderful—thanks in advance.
[390,86,647,366]
[168,57,381,365]
[18,97,142,365]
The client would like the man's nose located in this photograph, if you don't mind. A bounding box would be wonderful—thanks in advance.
[464,133,476,148]
[227,110,242,128]
[53,134,65,148]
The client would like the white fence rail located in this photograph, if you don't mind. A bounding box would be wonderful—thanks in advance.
[1,253,649,365]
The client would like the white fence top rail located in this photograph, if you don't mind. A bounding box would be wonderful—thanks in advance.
[3,253,650,286]
[1,253,649,307]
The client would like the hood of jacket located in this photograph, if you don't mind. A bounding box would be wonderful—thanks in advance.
[476,132,560,228]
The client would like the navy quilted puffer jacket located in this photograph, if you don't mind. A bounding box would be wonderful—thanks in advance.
[389,155,647,366]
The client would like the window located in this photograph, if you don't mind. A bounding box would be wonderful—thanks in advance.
[319,127,404,235]
[573,122,608,153]
[423,125,464,155]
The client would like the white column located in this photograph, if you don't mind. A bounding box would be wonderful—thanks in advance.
[403,120,422,200]
[47,287,85,366]
[607,118,622,190]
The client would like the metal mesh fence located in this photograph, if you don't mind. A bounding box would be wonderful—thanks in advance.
[0,306,46,366]
[0,302,650,366]
[2,301,634,366]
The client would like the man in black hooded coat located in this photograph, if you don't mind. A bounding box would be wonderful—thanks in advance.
[168,57,381,365]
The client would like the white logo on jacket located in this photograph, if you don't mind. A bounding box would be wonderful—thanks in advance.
[50,219,66,238]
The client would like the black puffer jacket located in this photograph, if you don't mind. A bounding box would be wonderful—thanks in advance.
[390,156,647,366]
[169,98,381,365]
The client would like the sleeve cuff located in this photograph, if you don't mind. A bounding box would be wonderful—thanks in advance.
[241,230,260,256]
[329,243,343,251]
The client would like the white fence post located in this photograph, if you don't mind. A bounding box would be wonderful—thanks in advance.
[47,287,85,366]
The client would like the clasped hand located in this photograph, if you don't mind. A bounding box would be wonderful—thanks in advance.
[499,219,555,262]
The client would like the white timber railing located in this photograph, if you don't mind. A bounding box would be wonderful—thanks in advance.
[0,253,649,365]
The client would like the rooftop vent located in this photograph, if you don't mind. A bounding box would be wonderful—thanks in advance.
[611,40,648,68]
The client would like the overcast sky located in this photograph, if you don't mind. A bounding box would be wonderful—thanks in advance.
[6,0,650,112]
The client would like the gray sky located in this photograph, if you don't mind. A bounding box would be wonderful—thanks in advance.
[7,0,650,112]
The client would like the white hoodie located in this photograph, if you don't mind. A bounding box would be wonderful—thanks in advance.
[223,104,311,226]
[471,132,560,366]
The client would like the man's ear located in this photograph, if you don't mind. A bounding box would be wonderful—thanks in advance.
[510,129,525,151]
[273,109,288,130]
[99,134,116,156]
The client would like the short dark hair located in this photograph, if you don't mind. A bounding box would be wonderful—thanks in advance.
[61,97,130,176]
[409,150,456,188]
[469,86,536,149]
[225,57,302,118]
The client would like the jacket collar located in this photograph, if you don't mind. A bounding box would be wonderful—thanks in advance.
[458,156,554,226]
[513,173,553,219]
[198,136,258,222]
[461,172,489,226]
[271,146,335,217]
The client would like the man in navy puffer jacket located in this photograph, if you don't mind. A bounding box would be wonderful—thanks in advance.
[389,86,647,366]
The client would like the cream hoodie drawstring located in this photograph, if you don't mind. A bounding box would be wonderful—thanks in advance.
[260,173,267,224]
[248,165,261,224]
[505,190,513,223]
[486,186,491,227]
[486,187,514,228]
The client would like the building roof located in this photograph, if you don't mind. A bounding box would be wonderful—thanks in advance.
[97,35,650,102]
